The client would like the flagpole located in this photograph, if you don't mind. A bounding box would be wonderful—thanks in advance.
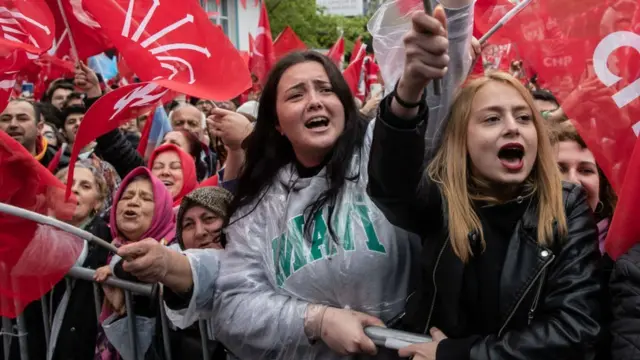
[55,0,80,61]
[468,0,533,76]
[422,0,441,96]
[479,0,533,45]
[0,202,118,254]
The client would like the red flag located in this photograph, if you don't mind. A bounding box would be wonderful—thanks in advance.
[83,0,251,100]
[364,55,381,97]
[0,0,55,54]
[606,136,640,259]
[343,45,366,98]
[350,36,362,64]
[136,105,157,156]
[491,0,640,258]
[326,36,345,68]
[45,0,112,60]
[482,42,514,72]
[0,0,56,106]
[0,131,80,318]
[65,81,171,196]
[396,0,422,15]
[273,26,306,60]
[508,1,639,191]
[250,2,275,83]
[0,72,16,112]
[239,50,250,66]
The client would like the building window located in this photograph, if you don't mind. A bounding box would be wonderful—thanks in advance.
[200,0,230,35]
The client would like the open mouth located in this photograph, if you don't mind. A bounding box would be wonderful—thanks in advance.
[123,210,138,219]
[162,180,174,187]
[498,143,525,170]
[304,116,329,129]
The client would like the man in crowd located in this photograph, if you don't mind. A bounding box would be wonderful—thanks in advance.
[0,99,56,166]
[46,81,75,110]
[170,103,206,140]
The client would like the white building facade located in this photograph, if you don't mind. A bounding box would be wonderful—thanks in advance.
[198,0,262,51]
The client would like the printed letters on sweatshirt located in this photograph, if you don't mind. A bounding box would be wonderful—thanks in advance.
[271,200,385,287]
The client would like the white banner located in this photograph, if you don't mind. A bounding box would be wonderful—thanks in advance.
[316,0,364,16]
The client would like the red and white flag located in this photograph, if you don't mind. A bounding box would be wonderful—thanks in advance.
[45,0,112,61]
[65,81,173,196]
[492,0,640,258]
[0,131,80,318]
[326,35,345,68]
[250,1,275,83]
[82,0,251,100]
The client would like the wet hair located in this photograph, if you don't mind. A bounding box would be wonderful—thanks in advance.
[228,51,368,241]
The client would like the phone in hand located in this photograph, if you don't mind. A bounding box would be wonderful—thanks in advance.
[21,82,34,94]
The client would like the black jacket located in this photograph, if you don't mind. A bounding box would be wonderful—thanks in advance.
[367,95,602,360]
[50,216,112,360]
[38,141,56,168]
[610,243,640,359]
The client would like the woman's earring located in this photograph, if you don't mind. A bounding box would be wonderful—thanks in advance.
[595,201,604,214]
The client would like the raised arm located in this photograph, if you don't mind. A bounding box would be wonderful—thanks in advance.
[367,6,452,236]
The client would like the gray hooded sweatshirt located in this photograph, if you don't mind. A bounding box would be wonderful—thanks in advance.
[177,4,474,359]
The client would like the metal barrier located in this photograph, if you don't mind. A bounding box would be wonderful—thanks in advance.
[1,267,214,360]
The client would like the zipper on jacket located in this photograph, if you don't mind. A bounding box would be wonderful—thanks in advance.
[423,239,448,334]
[527,268,547,325]
[498,253,555,337]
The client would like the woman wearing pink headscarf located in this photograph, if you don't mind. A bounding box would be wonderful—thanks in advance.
[148,144,198,208]
[93,167,176,360]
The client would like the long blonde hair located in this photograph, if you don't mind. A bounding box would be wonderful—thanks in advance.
[427,72,567,262]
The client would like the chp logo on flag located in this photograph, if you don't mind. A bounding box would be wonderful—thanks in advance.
[0,1,53,53]
[593,30,640,134]
[83,0,251,100]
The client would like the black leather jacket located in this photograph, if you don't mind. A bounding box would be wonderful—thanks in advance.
[367,95,602,360]
[610,243,640,359]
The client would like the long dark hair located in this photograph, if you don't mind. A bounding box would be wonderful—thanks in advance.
[228,51,368,240]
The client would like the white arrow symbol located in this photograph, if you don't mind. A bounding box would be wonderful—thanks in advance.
[0,7,51,35]
[149,43,211,57]
[141,14,194,48]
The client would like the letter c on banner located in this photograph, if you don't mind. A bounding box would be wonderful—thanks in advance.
[593,31,640,109]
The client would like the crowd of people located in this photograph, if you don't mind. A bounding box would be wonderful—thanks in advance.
[1,2,639,360]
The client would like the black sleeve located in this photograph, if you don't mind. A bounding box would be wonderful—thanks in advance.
[84,96,146,178]
[610,244,640,360]
[163,286,195,310]
[367,93,442,237]
[94,129,146,179]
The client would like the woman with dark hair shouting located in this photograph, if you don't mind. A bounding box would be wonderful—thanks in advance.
[367,8,601,360]
[111,2,474,358]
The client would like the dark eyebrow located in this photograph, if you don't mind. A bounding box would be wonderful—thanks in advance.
[480,105,531,113]
[286,79,331,93]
